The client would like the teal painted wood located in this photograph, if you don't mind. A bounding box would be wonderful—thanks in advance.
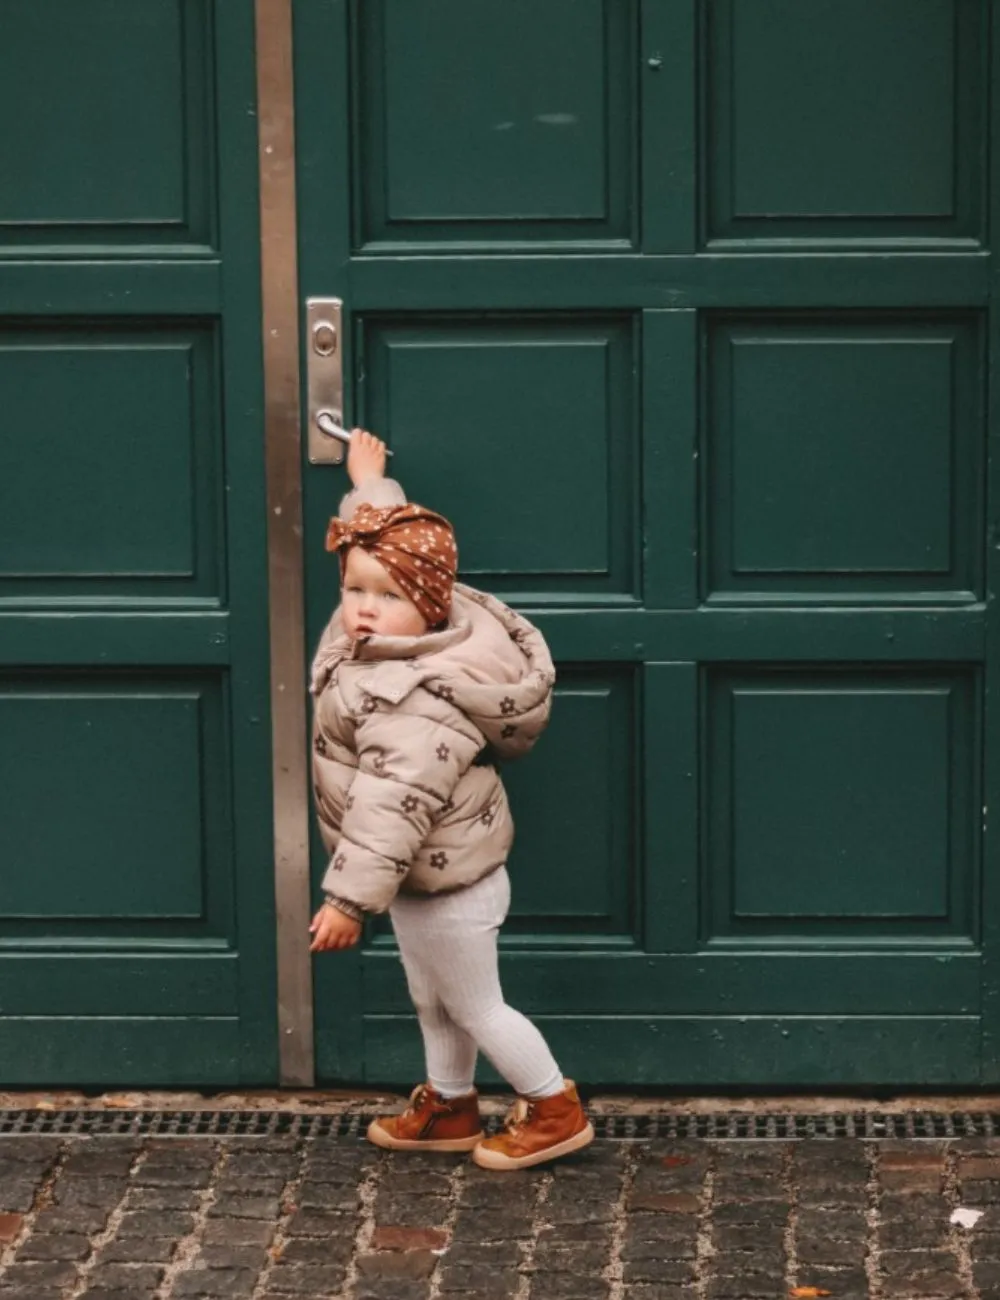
[363,1016,981,1088]
[704,313,984,602]
[0,263,222,315]
[503,669,639,940]
[358,315,638,602]
[529,609,986,662]
[704,0,986,249]
[705,669,980,943]
[1,1020,243,1088]
[643,664,698,953]
[0,956,238,1017]
[215,0,279,1085]
[978,10,1000,1086]
[640,0,696,253]
[293,0,994,1088]
[347,254,990,309]
[364,950,981,1017]
[0,326,224,600]
[0,0,276,1087]
[642,311,697,606]
[0,0,216,249]
[353,0,635,252]
[0,614,232,667]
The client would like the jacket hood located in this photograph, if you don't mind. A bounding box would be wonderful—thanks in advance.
[311,583,554,760]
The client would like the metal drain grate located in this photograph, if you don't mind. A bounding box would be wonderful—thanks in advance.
[1,1109,998,1140]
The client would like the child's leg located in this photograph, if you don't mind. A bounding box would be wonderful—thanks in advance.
[390,897,479,1096]
[400,870,564,1099]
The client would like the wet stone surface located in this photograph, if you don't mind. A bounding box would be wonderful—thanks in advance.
[0,1133,998,1297]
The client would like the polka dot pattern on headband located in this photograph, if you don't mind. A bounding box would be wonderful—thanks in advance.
[325,503,458,626]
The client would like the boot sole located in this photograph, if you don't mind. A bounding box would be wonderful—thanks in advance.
[471,1122,596,1170]
[367,1119,484,1153]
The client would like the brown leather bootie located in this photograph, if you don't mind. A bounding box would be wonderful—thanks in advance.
[367,1084,484,1153]
[472,1080,594,1170]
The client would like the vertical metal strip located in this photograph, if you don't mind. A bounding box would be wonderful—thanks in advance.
[255,0,314,1085]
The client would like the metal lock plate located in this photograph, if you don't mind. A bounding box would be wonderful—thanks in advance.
[306,297,344,464]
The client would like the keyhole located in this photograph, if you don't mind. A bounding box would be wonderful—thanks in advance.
[313,322,338,357]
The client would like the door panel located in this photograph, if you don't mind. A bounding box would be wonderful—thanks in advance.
[705,0,986,246]
[355,0,635,249]
[0,0,276,1085]
[0,326,223,597]
[298,0,997,1086]
[705,313,984,602]
[359,316,639,600]
[0,0,215,245]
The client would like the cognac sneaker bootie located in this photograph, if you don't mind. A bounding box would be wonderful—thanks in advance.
[367,1083,484,1153]
[472,1080,595,1170]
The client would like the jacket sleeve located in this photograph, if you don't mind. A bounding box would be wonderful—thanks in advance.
[319,699,482,913]
[338,476,407,519]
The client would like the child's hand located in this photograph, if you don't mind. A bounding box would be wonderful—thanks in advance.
[347,429,387,487]
[309,903,363,953]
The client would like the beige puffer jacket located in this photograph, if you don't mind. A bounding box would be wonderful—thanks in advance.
[310,514,555,916]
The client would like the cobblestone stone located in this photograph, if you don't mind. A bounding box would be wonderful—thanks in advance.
[437,1266,521,1295]
[622,1258,696,1285]
[96,1236,178,1263]
[201,1216,276,1246]
[194,1245,270,1270]
[357,1250,438,1279]
[116,1209,195,1238]
[621,1288,698,1300]
[126,1185,201,1211]
[1,1260,79,1287]
[33,1207,112,1235]
[265,1261,350,1291]
[797,1235,867,1265]
[15,1233,91,1260]
[530,1275,611,1300]
[449,1207,534,1241]
[85,1262,164,1289]
[353,1281,430,1300]
[0,1184,40,1213]
[171,1266,259,1297]
[207,1194,281,1219]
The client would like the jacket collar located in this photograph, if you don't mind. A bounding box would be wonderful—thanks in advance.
[350,615,471,662]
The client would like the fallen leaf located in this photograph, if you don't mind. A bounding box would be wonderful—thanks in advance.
[101,1094,143,1109]
[951,1206,984,1229]
[790,1289,831,1298]
[34,1101,56,1111]
[661,1155,693,1168]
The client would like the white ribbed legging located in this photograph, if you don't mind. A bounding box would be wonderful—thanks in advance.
[389,867,564,1099]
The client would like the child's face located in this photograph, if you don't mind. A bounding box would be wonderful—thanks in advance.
[341,546,429,639]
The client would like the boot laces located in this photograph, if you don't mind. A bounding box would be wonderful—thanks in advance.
[504,1098,535,1133]
[405,1084,430,1116]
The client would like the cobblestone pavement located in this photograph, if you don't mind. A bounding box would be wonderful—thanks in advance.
[3,1134,1000,1299]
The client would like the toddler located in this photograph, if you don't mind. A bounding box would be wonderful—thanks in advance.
[308,430,593,1170]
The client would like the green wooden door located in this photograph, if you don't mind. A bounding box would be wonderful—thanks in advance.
[0,1,277,1085]
[299,0,998,1088]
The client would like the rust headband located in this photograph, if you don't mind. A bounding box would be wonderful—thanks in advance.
[325,503,458,627]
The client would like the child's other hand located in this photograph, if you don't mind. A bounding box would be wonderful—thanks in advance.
[347,429,387,487]
[309,903,363,953]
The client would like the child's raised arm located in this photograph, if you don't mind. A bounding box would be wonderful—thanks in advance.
[338,428,407,519]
